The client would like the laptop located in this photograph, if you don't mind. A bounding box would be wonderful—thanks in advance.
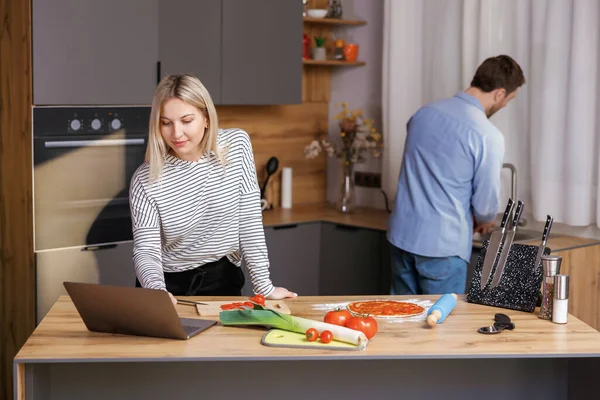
[63,281,217,340]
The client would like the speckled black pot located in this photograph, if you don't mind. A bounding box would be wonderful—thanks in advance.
[467,241,551,313]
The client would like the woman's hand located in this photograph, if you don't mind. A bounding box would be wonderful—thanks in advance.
[168,292,178,305]
[266,287,298,299]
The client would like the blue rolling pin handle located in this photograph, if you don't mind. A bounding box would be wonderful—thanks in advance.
[426,293,457,326]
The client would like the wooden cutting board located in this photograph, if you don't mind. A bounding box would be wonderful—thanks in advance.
[261,329,361,351]
[195,300,291,316]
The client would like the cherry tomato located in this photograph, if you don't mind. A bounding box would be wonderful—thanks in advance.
[305,328,319,342]
[346,315,378,339]
[320,330,333,344]
[324,309,352,327]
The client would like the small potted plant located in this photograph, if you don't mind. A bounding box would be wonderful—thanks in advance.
[312,36,327,61]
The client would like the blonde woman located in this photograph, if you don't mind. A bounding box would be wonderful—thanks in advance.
[130,74,297,304]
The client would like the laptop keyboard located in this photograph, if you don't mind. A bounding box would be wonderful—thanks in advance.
[183,325,199,335]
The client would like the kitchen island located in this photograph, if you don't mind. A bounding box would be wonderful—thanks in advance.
[14,295,600,400]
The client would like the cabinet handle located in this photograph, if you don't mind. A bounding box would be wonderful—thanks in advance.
[156,61,161,84]
[335,224,359,231]
[82,244,117,252]
[44,139,145,148]
[273,224,298,230]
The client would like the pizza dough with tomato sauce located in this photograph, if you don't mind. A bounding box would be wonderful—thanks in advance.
[347,300,425,318]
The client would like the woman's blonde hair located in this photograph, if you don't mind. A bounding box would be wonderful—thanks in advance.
[146,73,227,182]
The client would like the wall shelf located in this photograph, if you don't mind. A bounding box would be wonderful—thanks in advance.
[303,59,366,67]
[303,17,367,26]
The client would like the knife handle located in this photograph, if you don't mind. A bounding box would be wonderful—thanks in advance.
[541,215,553,246]
[511,201,524,231]
[499,198,515,231]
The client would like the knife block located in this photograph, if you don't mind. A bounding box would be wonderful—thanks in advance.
[466,241,551,313]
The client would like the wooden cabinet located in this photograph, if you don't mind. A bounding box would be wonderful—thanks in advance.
[32,0,302,106]
[32,0,158,105]
[319,223,383,296]
[553,244,600,331]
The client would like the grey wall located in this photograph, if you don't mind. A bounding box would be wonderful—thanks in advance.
[327,0,385,210]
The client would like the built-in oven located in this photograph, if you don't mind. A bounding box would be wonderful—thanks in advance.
[33,106,150,322]
[33,106,150,250]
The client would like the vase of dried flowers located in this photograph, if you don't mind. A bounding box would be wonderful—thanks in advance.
[304,102,383,213]
[338,160,356,212]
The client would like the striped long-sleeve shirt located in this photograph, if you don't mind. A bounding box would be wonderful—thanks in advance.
[129,128,275,296]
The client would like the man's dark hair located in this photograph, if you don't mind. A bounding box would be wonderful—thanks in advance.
[470,55,525,94]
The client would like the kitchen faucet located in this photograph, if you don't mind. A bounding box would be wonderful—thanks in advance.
[502,163,526,227]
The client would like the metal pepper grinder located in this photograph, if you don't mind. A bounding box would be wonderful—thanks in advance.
[539,255,562,319]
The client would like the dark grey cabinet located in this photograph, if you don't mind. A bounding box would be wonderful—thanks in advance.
[158,0,222,103]
[32,0,302,106]
[380,235,392,294]
[319,223,383,296]
[32,0,158,105]
[241,222,388,297]
[467,247,482,291]
[221,0,303,105]
[242,223,321,296]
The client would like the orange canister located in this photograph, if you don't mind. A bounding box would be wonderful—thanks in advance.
[343,43,359,62]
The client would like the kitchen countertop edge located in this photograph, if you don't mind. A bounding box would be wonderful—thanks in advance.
[262,203,600,252]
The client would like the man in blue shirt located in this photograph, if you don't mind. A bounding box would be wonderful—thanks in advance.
[387,55,525,295]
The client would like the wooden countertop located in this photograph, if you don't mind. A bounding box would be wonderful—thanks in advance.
[262,203,390,232]
[265,204,600,252]
[15,294,600,363]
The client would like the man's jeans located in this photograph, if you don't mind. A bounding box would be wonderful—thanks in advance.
[390,244,467,295]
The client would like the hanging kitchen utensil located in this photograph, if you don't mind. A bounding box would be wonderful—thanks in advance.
[490,200,525,288]
[260,157,279,200]
[479,198,515,290]
[533,215,554,270]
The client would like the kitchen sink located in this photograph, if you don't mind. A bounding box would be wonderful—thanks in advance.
[472,229,545,245]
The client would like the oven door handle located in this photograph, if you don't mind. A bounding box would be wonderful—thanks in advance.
[43,138,145,148]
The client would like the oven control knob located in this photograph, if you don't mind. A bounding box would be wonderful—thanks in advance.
[91,118,102,131]
[70,119,81,131]
[111,118,122,130]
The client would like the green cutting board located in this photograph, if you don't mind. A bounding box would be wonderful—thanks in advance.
[261,329,361,351]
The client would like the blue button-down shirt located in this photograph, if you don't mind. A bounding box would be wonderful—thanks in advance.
[387,92,505,262]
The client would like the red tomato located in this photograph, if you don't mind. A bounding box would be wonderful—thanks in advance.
[320,330,333,344]
[249,294,266,306]
[243,301,254,308]
[324,309,352,326]
[305,328,319,342]
[220,304,233,310]
[346,315,378,339]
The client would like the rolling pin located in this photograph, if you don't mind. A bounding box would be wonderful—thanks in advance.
[426,293,458,327]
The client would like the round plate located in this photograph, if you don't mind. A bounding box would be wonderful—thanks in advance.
[346,300,426,319]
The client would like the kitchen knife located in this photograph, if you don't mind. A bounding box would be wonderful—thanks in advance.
[533,215,554,270]
[480,198,515,290]
[490,200,524,288]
